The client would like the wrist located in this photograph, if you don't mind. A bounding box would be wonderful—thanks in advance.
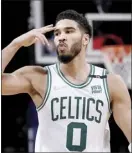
[11,39,22,49]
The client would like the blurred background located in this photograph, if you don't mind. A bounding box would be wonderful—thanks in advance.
[1,0,131,152]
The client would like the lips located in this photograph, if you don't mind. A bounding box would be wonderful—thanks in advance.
[58,43,67,47]
[58,43,67,51]
[58,46,66,52]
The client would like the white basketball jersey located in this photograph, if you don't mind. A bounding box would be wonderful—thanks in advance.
[35,63,111,152]
[103,122,111,152]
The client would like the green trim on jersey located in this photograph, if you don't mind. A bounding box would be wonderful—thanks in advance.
[102,69,112,114]
[37,66,51,111]
[56,63,95,88]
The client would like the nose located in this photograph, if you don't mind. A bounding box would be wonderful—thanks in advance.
[58,33,67,42]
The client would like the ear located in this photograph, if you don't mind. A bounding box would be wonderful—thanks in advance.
[83,34,90,46]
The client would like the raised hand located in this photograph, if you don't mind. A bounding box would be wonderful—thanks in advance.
[13,24,55,47]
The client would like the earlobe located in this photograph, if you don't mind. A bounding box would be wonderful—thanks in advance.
[83,34,89,45]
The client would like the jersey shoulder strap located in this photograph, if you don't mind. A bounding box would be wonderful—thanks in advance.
[89,65,107,79]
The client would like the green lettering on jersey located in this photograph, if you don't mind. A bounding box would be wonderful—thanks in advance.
[68,96,74,119]
[51,98,59,121]
[86,98,95,121]
[60,97,67,119]
[66,122,87,152]
[82,97,86,119]
[75,97,82,119]
[51,96,104,123]
[95,100,104,123]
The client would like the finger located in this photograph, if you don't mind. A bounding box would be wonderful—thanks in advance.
[35,33,45,45]
[41,35,49,46]
[38,24,53,32]
[44,24,53,28]
[39,26,55,34]
[44,27,56,33]
[35,33,50,46]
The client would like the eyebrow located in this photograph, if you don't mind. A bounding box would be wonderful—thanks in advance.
[54,27,76,33]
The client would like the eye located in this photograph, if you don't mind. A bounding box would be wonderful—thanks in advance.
[54,32,58,36]
[54,32,59,36]
[66,30,72,34]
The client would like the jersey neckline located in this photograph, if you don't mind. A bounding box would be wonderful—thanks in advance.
[56,63,95,88]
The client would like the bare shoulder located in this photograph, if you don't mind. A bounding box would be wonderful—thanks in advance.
[107,73,129,101]
[107,73,124,85]
[13,65,49,106]
[13,65,48,76]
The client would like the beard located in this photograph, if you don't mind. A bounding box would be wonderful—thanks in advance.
[56,40,82,64]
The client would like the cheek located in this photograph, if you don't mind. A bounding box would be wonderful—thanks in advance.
[69,36,81,46]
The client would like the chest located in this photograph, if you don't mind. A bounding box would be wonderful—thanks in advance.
[44,81,109,123]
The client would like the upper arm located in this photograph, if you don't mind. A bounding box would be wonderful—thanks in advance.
[107,74,131,142]
[2,66,33,95]
[108,74,131,110]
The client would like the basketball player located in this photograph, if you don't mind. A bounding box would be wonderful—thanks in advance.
[2,10,131,152]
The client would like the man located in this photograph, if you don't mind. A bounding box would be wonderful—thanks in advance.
[2,10,131,152]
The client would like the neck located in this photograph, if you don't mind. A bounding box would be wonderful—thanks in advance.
[60,51,90,78]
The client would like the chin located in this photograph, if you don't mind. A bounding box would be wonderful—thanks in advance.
[58,55,74,64]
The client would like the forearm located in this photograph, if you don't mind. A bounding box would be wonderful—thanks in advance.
[108,74,132,143]
[114,108,131,143]
[2,40,21,72]
[121,110,131,143]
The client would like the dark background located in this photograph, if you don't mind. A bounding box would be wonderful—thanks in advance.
[1,0,131,152]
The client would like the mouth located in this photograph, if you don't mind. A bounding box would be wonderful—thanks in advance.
[58,45,66,49]
[58,43,67,47]
[58,43,67,52]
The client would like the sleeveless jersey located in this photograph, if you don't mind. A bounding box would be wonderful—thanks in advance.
[103,122,111,152]
[35,63,111,152]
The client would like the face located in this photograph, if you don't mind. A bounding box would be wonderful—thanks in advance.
[54,19,88,63]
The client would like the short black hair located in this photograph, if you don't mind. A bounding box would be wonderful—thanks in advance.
[55,9,92,38]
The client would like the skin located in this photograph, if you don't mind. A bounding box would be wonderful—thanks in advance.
[2,20,131,144]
